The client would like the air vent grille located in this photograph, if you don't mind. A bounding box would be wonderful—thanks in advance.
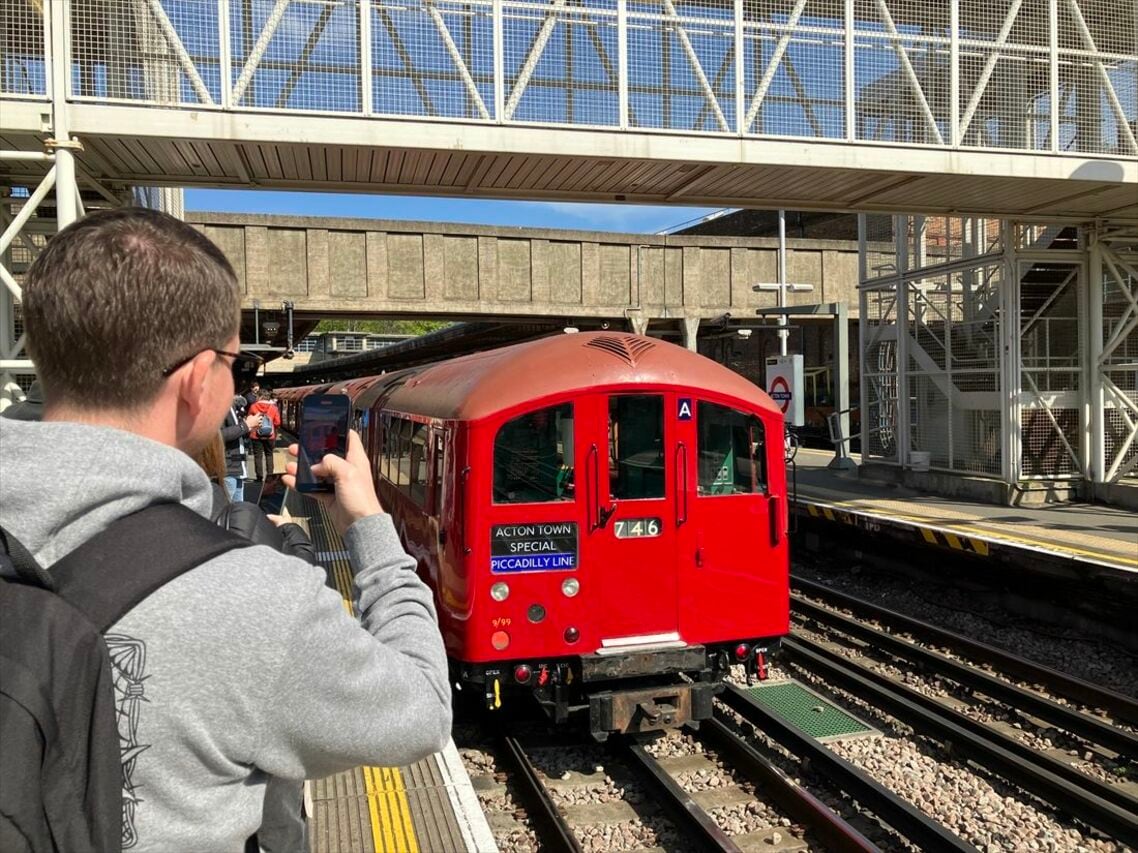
[584,335,656,367]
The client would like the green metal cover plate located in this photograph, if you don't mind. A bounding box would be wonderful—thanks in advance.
[749,680,874,740]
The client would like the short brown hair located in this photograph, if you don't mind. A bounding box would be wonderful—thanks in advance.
[22,208,241,410]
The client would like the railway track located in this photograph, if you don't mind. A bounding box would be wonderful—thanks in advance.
[461,578,1137,851]
[477,723,885,852]
[793,576,1138,728]
[777,580,1138,847]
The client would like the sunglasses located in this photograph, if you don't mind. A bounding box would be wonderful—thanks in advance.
[161,348,264,383]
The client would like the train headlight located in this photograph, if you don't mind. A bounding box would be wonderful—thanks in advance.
[527,604,546,623]
[513,665,532,684]
[491,631,510,650]
[734,643,750,661]
[561,578,580,597]
[490,582,510,602]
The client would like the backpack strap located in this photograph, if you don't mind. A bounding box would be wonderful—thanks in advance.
[0,525,55,591]
[50,503,251,633]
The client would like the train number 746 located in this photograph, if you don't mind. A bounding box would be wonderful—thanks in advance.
[613,517,662,539]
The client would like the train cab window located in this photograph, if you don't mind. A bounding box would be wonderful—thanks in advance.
[493,403,574,504]
[409,423,429,505]
[608,395,665,500]
[697,402,766,496]
[380,415,393,482]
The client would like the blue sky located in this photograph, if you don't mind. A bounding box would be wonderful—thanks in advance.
[185,189,726,234]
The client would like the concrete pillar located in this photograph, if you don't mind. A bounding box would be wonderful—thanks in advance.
[681,316,699,352]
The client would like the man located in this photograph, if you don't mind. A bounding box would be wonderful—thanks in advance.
[0,380,44,421]
[0,209,451,851]
[244,379,261,411]
[222,396,263,501]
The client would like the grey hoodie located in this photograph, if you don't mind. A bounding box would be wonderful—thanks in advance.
[0,418,452,851]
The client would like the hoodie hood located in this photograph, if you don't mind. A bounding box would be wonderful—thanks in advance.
[0,418,214,568]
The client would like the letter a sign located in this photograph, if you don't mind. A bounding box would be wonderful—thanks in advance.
[677,398,693,420]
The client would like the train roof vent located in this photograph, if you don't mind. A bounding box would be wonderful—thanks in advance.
[584,335,657,367]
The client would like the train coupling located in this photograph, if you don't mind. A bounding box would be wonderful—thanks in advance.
[588,681,718,741]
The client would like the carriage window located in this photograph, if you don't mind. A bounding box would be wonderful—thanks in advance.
[380,415,393,482]
[493,403,574,503]
[432,432,445,513]
[409,423,429,505]
[394,418,414,488]
[609,395,665,500]
[697,403,766,496]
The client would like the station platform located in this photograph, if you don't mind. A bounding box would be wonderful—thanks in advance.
[274,485,497,853]
[790,449,1137,584]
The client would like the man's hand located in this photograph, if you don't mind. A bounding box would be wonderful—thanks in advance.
[281,430,383,535]
[244,413,263,431]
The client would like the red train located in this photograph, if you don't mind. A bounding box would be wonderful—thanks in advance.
[277,332,789,737]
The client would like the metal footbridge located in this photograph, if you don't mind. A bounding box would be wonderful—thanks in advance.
[1,0,1135,219]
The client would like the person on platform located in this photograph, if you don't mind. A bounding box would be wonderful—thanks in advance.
[1,380,45,422]
[0,207,451,852]
[222,395,263,502]
[190,434,313,851]
[248,388,281,482]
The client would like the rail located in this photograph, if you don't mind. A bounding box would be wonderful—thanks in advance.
[615,738,742,853]
[791,592,1138,759]
[782,637,1138,845]
[792,577,1138,728]
[496,735,583,853]
[719,684,971,852]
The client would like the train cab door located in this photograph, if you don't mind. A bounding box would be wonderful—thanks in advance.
[675,401,788,641]
[577,392,680,643]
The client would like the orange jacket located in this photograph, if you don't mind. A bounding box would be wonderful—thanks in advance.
[248,400,281,440]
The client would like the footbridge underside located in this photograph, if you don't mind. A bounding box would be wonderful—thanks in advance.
[1,0,1135,219]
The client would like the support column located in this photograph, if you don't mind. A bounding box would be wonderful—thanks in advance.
[828,300,856,470]
[49,0,80,230]
[681,316,699,352]
[1087,228,1106,484]
[1000,221,1021,486]
[895,215,911,467]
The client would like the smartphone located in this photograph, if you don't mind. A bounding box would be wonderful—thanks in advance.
[297,394,350,493]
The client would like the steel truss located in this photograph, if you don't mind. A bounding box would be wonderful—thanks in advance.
[1,0,1133,152]
[859,214,1138,490]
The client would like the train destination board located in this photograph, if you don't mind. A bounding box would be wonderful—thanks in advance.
[491,522,578,572]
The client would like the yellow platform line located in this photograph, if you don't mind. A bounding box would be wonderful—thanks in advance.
[307,497,419,852]
[797,498,1137,568]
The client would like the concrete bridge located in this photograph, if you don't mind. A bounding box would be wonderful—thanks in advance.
[189,213,862,333]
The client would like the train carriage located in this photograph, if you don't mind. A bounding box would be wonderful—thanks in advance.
[293,332,789,738]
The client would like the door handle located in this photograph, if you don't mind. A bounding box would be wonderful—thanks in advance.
[460,466,472,554]
[769,496,781,547]
[674,442,688,526]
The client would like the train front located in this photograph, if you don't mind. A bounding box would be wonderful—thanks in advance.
[445,334,789,739]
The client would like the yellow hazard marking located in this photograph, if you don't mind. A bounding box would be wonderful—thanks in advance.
[799,498,1135,568]
[364,766,420,853]
[305,497,420,853]
[493,678,502,710]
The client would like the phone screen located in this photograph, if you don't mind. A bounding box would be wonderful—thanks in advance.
[297,394,350,493]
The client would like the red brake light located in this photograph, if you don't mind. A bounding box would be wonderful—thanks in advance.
[514,665,532,684]
[734,643,750,661]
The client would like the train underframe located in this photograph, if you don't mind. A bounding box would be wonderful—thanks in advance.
[454,637,781,740]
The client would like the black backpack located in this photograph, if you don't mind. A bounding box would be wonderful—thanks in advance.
[0,504,248,852]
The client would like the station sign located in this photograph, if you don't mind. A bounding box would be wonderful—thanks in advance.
[765,355,804,426]
[491,522,578,572]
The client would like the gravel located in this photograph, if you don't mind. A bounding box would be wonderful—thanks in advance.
[794,561,1138,698]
